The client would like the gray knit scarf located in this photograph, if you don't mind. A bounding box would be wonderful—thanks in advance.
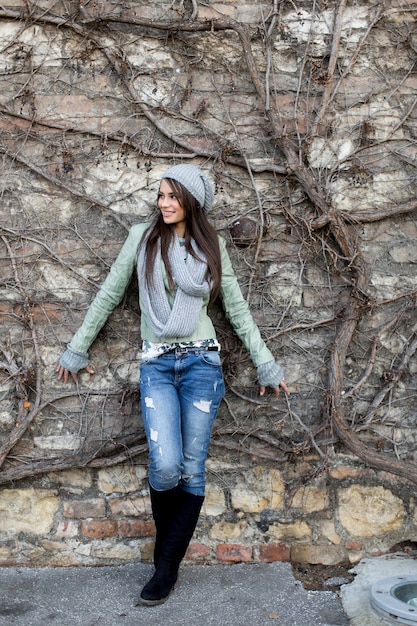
[137,234,211,338]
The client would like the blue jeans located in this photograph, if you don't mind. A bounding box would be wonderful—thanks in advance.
[139,348,225,496]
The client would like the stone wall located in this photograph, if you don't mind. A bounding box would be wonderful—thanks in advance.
[1,0,417,567]
[1,461,415,567]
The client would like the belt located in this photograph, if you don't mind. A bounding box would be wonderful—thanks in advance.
[173,345,219,353]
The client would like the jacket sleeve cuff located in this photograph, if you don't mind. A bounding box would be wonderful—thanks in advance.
[59,345,89,373]
[257,360,284,387]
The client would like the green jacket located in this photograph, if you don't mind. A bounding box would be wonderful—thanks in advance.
[68,223,274,368]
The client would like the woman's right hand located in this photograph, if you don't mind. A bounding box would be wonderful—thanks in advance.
[56,364,95,384]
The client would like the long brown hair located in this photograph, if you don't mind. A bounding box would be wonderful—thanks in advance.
[142,177,222,302]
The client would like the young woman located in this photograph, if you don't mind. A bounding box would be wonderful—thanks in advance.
[57,164,289,606]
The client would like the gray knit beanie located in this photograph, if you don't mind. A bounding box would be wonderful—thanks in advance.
[162,164,214,212]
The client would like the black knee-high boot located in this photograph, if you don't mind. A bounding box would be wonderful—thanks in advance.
[150,484,181,567]
[139,490,204,606]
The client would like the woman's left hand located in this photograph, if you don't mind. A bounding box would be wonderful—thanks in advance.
[260,379,289,398]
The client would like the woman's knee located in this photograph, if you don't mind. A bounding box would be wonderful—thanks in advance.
[180,463,206,496]
[149,461,181,491]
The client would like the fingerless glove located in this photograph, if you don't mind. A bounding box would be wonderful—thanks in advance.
[59,345,89,374]
[256,359,284,388]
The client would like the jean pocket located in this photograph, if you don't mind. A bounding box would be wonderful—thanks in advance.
[199,350,221,367]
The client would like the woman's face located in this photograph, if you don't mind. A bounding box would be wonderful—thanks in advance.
[158,179,186,237]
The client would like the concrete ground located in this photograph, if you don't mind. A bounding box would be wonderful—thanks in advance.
[0,561,350,626]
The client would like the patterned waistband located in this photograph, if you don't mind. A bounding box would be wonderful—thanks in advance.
[141,338,221,360]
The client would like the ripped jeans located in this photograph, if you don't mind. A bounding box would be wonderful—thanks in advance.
[139,348,225,496]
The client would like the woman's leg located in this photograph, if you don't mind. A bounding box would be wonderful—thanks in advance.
[139,489,204,606]
[140,355,182,492]
[140,356,183,570]
[179,350,225,495]
[140,350,224,494]
[149,484,181,567]
[139,350,225,606]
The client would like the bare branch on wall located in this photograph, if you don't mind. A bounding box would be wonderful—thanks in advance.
[0,0,416,485]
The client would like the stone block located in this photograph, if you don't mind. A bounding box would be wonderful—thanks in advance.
[34,435,84,451]
[291,485,329,513]
[40,539,70,553]
[389,242,417,263]
[48,469,92,489]
[98,465,147,494]
[267,521,312,541]
[90,541,141,561]
[63,499,106,519]
[201,484,227,516]
[338,485,405,537]
[39,552,81,567]
[291,544,347,566]
[55,520,79,539]
[348,551,364,564]
[0,408,14,427]
[75,543,92,557]
[319,520,342,545]
[209,521,243,541]
[199,5,236,19]
[0,489,58,535]
[231,467,284,513]
[138,541,155,563]
[0,545,19,566]
[108,496,151,517]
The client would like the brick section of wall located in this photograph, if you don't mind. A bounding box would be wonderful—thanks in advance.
[185,543,212,561]
[0,466,415,567]
[216,544,253,563]
[119,520,156,538]
[258,543,291,563]
[81,520,118,539]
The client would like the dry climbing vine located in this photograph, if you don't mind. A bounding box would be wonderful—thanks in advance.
[0,0,416,486]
